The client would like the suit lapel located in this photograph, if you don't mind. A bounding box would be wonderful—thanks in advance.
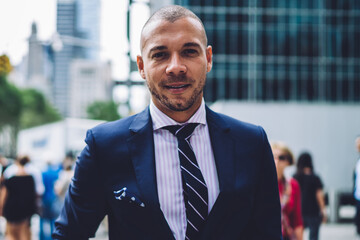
[201,107,236,239]
[127,108,158,206]
[206,106,235,193]
[127,108,174,239]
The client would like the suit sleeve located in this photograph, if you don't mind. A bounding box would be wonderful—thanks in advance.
[53,129,107,239]
[251,127,282,240]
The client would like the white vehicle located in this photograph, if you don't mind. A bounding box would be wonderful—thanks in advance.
[17,118,104,170]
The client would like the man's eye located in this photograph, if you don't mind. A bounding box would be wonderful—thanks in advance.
[183,49,198,56]
[152,52,167,59]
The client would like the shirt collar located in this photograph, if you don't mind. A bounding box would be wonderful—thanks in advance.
[149,99,207,131]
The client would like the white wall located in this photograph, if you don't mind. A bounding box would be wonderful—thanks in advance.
[17,118,105,169]
[17,121,66,167]
[211,101,360,193]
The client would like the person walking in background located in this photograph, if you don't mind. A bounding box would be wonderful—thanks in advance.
[0,154,9,238]
[0,155,37,240]
[53,5,281,239]
[271,142,303,240]
[353,136,360,236]
[54,156,74,202]
[0,154,10,178]
[40,161,60,240]
[3,154,44,199]
[293,152,327,240]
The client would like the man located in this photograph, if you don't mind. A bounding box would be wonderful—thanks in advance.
[53,5,281,240]
[354,136,360,235]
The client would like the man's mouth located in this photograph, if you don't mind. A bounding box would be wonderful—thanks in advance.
[165,84,190,89]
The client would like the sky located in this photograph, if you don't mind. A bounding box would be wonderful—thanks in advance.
[0,0,57,65]
[0,0,150,80]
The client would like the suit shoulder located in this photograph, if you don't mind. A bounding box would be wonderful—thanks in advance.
[86,109,146,143]
[207,109,270,151]
[90,115,133,135]
[213,111,265,137]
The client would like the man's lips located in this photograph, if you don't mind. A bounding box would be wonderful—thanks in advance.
[163,83,191,93]
[164,84,191,89]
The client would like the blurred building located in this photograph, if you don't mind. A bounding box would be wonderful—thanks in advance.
[172,0,360,103]
[69,60,112,118]
[17,118,105,168]
[27,22,53,101]
[8,22,53,100]
[53,0,101,117]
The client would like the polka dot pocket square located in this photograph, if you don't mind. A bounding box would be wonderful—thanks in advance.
[114,187,145,207]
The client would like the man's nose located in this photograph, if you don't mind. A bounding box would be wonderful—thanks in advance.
[166,54,187,75]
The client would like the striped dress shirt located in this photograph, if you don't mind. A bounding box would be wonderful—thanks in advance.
[149,99,220,240]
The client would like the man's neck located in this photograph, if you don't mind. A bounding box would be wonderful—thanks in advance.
[152,99,203,123]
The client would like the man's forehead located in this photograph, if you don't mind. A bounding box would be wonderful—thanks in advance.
[140,17,206,53]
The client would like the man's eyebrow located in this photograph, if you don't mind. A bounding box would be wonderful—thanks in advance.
[183,42,201,48]
[149,45,168,53]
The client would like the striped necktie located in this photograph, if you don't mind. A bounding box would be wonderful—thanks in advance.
[163,123,208,239]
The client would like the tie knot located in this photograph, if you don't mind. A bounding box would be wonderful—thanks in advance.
[163,123,199,140]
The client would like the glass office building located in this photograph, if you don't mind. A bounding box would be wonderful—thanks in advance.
[174,0,360,103]
[53,0,101,116]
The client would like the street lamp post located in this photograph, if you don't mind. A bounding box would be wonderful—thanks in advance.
[114,0,150,115]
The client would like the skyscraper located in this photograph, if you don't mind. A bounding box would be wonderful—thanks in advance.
[172,0,360,103]
[27,22,52,100]
[53,0,101,116]
[69,60,112,118]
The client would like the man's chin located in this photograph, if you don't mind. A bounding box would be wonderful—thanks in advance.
[166,102,191,112]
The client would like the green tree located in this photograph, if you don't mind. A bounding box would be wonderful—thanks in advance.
[87,100,121,121]
[0,75,23,129]
[0,55,22,128]
[0,55,13,76]
[20,88,62,129]
[0,55,22,157]
[0,54,61,156]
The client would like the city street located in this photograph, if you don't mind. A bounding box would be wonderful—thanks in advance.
[91,222,360,240]
[30,216,360,240]
[0,215,358,240]
[306,223,359,240]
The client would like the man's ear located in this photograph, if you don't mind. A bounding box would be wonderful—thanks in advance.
[206,46,213,73]
[137,55,146,79]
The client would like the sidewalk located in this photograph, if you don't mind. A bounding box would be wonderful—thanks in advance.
[32,216,360,240]
[307,223,359,240]
[0,215,356,240]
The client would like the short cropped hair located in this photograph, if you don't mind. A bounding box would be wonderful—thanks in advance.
[140,5,208,49]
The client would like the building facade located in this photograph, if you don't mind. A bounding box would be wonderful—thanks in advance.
[69,60,112,118]
[27,22,53,101]
[53,0,101,117]
[173,0,360,103]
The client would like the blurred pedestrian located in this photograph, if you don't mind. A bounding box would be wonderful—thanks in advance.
[0,154,10,178]
[0,155,37,240]
[294,152,326,240]
[353,136,360,236]
[54,156,74,203]
[40,161,60,240]
[271,141,303,240]
[0,155,10,238]
[3,155,44,198]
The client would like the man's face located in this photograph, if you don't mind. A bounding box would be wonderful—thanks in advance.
[137,17,212,120]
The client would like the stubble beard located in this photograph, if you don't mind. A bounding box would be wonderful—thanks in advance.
[147,75,206,112]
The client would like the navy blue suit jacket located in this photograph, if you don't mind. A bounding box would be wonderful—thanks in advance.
[53,106,282,240]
